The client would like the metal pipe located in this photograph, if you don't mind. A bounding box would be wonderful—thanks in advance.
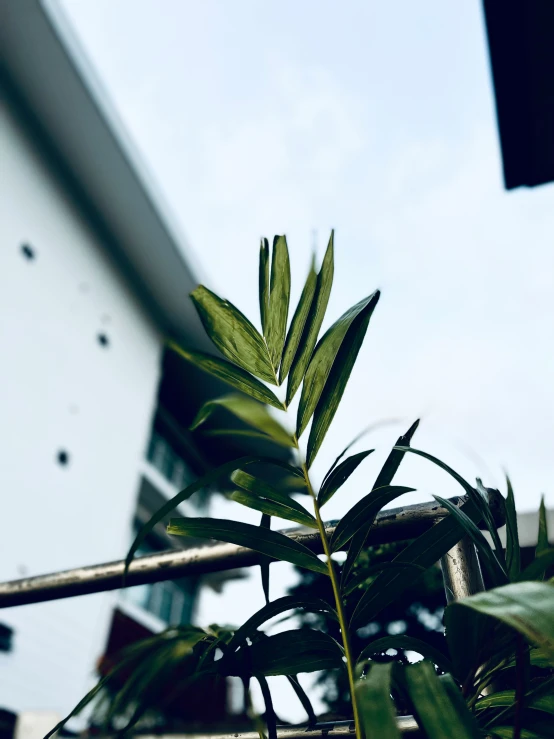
[103,717,420,739]
[0,492,505,609]
[440,536,485,604]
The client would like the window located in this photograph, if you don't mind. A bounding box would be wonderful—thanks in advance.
[122,527,196,625]
[146,429,193,490]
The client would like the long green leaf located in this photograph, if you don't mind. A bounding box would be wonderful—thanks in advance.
[279,256,317,384]
[286,232,334,405]
[318,450,374,508]
[297,290,379,440]
[537,495,549,558]
[476,689,554,714]
[350,498,481,628]
[191,394,294,447]
[489,730,546,739]
[341,420,419,587]
[243,629,343,676]
[453,580,554,658]
[259,238,270,335]
[405,661,479,739]
[266,235,291,369]
[168,343,284,410]
[518,549,554,582]
[331,485,415,553]
[306,298,380,467]
[230,489,317,529]
[434,495,508,586]
[438,674,482,737]
[167,517,328,575]
[227,595,337,652]
[191,285,276,383]
[231,471,312,517]
[475,477,505,563]
[356,662,400,739]
[357,636,453,676]
[257,675,277,739]
[260,513,271,605]
[505,475,521,581]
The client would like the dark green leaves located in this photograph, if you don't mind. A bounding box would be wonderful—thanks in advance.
[350,498,482,628]
[227,595,337,652]
[453,581,554,658]
[297,291,379,439]
[279,256,317,383]
[331,485,415,553]
[405,662,480,739]
[245,629,343,676]
[356,663,400,739]
[259,238,270,335]
[318,450,375,508]
[191,394,294,447]
[505,475,521,580]
[357,636,453,676]
[191,285,276,383]
[168,343,284,410]
[230,471,317,528]
[537,495,549,558]
[266,235,291,368]
[167,517,328,575]
[286,232,334,404]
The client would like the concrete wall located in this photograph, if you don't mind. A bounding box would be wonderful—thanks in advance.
[0,99,162,718]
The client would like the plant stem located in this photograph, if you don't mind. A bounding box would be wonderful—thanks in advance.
[302,463,362,739]
[513,634,525,739]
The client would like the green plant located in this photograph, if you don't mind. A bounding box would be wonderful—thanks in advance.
[47,234,554,739]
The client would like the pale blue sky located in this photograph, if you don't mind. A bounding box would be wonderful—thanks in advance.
[58,0,554,718]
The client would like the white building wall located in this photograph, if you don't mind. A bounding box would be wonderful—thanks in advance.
[0,100,162,717]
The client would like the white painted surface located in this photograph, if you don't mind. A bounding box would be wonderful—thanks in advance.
[0,101,162,718]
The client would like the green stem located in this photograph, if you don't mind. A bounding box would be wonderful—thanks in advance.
[301,463,362,739]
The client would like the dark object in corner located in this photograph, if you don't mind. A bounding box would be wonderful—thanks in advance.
[0,623,14,652]
[483,0,554,190]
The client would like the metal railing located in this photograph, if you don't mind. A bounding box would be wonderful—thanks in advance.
[0,492,505,736]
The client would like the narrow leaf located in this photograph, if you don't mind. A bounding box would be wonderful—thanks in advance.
[260,513,271,604]
[286,675,317,726]
[537,495,549,558]
[357,636,453,676]
[434,495,508,586]
[266,235,291,368]
[191,285,276,383]
[259,238,270,335]
[167,517,328,575]
[297,290,379,440]
[505,474,521,581]
[350,497,482,628]
[231,471,313,519]
[453,580,554,658]
[331,485,415,553]
[476,689,554,714]
[518,549,554,582]
[343,562,426,597]
[245,629,343,676]
[280,256,317,383]
[257,675,277,739]
[191,394,294,448]
[230,489,318,529]
[356,662,400,739]
[228,595,337,652]
[168,343,284,410]
[318,450,375,508]
[286,232,334,404]
[405,661,479,739]
[341,420,419,587]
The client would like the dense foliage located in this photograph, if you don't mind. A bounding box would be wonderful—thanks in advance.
[49,234,554,739]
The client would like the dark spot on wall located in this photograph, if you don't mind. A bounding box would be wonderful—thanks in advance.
[57,450,70,466]
[97,333,110,348]
[20,243,35,260]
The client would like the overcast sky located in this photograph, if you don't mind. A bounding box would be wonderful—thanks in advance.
[59,0,554,720]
